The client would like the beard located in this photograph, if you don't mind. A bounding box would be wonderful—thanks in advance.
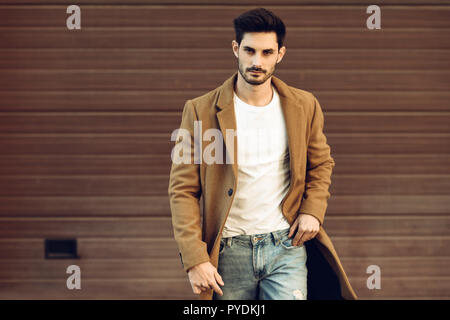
[237,59,276,86]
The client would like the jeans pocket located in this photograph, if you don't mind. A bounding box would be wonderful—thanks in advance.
[280,237,304,250]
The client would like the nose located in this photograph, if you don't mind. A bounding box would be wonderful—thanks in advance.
[252,54,263,69]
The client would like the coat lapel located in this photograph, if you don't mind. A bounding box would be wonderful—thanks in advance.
[215,75,238,180]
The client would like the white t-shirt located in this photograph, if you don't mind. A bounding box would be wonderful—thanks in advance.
[221,85,291,238]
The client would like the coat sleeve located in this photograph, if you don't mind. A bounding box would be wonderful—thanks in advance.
[297,95,336,226]
[168,99,211,273]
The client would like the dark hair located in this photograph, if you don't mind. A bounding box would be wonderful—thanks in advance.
[233,8,286,50]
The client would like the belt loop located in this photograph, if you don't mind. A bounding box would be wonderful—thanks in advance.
[272,231,281,246]
[226,237,232,247]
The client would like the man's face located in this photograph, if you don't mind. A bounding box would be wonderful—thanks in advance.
[233,32,285,86]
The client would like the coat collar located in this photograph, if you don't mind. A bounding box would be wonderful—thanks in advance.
[215,71,299,110]
[215,71,302,182]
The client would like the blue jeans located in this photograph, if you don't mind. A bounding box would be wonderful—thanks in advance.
[212,227,308,300]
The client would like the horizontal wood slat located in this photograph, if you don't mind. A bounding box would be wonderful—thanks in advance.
[0,259,191,279]
[350,277,450,298]
[1,49,449,70]
[0,237,448,259]
[0,113,450,133]
[0,217,448,237]
[323,217,450,237]
[0,277,448,299]
[0,196,169,216]
[0,6,449,28]
[1,70,449,91]
[0,155,170,175]
[0,174,448,196]
[2,28,449,49]
[0,279,196,299]
[328,195,450,215]
[335,237,450,257]
[0,134,169,155]
[0,238,178,259]
[0,155,449,175]
[1,90,449,112]
[332,155,450,174]
[0,195,449,216]
[1,257,449,279]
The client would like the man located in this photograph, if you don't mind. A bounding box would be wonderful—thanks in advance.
[168,8,357,300]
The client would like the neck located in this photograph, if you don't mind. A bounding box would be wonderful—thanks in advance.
[234,72,273,106]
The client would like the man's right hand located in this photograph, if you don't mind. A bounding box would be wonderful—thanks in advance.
[187,261,224,296]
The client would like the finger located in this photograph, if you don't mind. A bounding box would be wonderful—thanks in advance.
[288,220,298,238]
[215,271,224,286]
[297,231,312,246]
[192,286,201,294]
[209,279,223,296]
[199,282,210,291]
[293,229,305,246]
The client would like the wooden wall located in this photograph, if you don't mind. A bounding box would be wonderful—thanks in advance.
[0,0,449,299]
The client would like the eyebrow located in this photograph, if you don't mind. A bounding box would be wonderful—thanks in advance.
[243,46,275,52]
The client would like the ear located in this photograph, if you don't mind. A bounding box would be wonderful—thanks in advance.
[232,40,239,59]
[276,46,286,64]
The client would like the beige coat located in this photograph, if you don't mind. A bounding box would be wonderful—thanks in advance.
[168,71,358,300]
